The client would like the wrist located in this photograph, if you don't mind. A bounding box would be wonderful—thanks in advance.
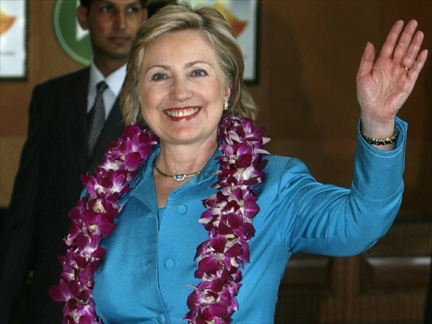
[360,114,396,138]
[360,128,398,146]
[359,116,398,151]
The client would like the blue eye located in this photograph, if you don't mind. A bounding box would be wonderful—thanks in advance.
[191,69,207,77]
[152,73,166,81]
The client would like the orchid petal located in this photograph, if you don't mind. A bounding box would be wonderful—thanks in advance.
[53,115,269,324]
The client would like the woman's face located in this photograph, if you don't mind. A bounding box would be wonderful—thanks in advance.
[138,29,231,146]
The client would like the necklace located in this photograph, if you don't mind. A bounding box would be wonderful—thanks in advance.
[153,156,201,181]
[50,115,270,324]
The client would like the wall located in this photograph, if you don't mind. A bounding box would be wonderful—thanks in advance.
[0,1,431,321]
[1,0,83,205]
[1,0,430,210]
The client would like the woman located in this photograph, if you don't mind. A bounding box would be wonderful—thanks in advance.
[50,4,428,324]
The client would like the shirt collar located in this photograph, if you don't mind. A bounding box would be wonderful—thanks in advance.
[89,59,127,96]
[130,144,221,192]
[193,146,221,185]
[127,145,221,213]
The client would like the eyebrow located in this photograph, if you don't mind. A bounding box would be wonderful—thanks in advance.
[186,60,213,68]
[101,1,142,7]
[128,1,142,7]
[145,60,213,73]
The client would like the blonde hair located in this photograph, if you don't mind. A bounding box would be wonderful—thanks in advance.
[121,3,257,125]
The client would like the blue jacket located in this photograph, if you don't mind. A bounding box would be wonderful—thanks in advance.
[93,119,407,324]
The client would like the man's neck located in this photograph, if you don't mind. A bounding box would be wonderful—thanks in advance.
[93,57,128,77]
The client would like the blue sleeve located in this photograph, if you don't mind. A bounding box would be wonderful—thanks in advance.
[277,117,407,256]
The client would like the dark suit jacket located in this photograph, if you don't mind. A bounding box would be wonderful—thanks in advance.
[426,251,432,324]
[0,68,125,324]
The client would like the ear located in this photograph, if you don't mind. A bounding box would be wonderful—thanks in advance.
[137,92,143,106]
[224,83,232,102]
[142,8,148,21]
[76,5,89,30]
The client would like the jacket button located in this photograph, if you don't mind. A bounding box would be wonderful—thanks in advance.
[164,258,175,269]
[157,314,166,323]
[176,204,188,215]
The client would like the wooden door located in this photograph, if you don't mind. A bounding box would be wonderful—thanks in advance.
[248,1,432,323]
[275,222,431,323]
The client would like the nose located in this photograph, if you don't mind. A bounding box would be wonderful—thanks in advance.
[114,10,126,30]
[170,77,192,101]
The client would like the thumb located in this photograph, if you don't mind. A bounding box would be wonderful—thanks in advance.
[357,42,375,80]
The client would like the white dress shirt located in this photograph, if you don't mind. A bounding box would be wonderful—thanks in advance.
[87,60,127,119]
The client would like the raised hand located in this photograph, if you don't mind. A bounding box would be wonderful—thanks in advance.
[356,20,428,142]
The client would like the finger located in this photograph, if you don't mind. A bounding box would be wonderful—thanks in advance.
[357,42,375,79]
[408,49,429,82]
[379,20,404,59]
[400,30,425,69]
[393,19,419,62]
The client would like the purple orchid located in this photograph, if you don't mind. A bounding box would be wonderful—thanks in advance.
[51,115,269,324]
[50,126,158,323]
[184,115,269,323]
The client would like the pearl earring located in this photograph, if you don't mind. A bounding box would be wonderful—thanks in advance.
[223,101,230,111]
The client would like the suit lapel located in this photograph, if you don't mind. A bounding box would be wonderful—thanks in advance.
[87,97,125,172]
[57,68,89,172]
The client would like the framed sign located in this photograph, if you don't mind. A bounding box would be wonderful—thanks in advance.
[53,0,92,66]
[185,0,259,83]
[0,0,27,79]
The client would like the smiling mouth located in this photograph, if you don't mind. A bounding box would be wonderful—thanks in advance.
[165,107,200,118]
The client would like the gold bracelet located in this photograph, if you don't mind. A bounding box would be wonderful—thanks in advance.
[361,129,398,146]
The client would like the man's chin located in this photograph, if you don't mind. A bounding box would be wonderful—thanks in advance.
[96,42,131,59]
[104,49,131,61]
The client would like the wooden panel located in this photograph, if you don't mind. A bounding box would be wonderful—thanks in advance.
[280,254,332,292]
[0,137,25,206]
[361,220,432,291]
[362,255,431,290]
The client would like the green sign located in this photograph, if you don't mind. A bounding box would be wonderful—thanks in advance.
[53,0,91,65]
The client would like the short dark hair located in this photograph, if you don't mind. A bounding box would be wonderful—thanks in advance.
[79,0,147,10]
[146,0,177,18]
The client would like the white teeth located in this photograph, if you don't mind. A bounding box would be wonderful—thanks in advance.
[166,107,199,117]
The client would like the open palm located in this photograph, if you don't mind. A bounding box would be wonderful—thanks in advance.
[356,20,428,138]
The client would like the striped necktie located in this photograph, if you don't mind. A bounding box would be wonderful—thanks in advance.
[87,81,108,157]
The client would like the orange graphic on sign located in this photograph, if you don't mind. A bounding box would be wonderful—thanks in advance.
[213,2,247,37]
[0,9,16,35]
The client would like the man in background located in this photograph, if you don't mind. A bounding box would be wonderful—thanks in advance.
[0,1,151,323]
[146,0,177,16]
[426,258,432,324]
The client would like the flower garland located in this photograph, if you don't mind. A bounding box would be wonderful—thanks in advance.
[50,115,269,324]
